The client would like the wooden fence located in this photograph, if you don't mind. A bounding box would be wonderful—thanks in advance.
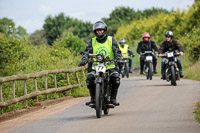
[0,66,87,109]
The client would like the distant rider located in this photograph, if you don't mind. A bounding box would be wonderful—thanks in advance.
[79,21,121,106]
[158,31,184,79]
[118,39,135,73]
[137,32,158,74]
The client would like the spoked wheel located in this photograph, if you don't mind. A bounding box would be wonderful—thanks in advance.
[148,63,152,80]
[171,66,177,86]
[122,65,125,78]
[103,100,109,115]
[145,64,149,80]
[95,83,102,118]
[125,63,129,78]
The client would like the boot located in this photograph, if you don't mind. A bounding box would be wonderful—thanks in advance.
[180,73,184,78]
[129,68,133,73]
[85,88,95,106]
[110,88,120,106]
[85,98,95,106]
[153,69,158,74]
[161,74,165,80]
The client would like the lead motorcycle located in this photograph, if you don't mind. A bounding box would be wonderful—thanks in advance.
[141,51,155,80]
[84,53,119,118]
[160,50,181,86]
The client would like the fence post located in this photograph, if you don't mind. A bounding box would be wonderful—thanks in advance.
[34,78,38,102]
[82,70,86,80]
[0,83,2,102]
[44,75,48,99]
[75,72,81,86]
[65,73,70,85]
[53,74,57,88]
[12,81,15,110]
[24,80,27,106]
[0,83,3,113]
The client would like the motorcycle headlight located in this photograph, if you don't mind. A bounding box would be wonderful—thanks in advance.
[96,54,103,62]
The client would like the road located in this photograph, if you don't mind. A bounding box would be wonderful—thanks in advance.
[1,76,200,133]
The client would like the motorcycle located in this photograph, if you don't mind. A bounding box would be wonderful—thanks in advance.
[141,51,155,80]
[160,50,180,86]
[119,53,129,78]
[85,53,119,118]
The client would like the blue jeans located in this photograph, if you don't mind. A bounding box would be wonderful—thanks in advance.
[161,56,182,76]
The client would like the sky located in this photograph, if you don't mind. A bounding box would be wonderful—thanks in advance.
[0,0,195,34]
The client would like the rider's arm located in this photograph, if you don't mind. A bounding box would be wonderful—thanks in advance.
[128,47,134,57]
[174,40,184,53]
[151,41,158,52]
[158,41,165,54]
[112,37,121,59]
[136,42,142,54]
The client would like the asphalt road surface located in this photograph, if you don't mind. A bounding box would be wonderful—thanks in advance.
[2,76,200,133]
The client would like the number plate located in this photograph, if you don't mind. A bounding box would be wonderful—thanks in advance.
[167,52,174,57]
[122,53,128,58]
[96,64,106,73]
[146,56,152,61]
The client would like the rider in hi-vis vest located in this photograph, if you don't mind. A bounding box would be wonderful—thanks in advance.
[79,21,121,106]
[92,36,115,70]
[118,39,135,73]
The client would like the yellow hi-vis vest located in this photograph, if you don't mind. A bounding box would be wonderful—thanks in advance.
[92,36,115,70]
[119,44,129,58]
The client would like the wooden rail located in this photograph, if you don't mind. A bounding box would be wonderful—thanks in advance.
[0,66,87,108]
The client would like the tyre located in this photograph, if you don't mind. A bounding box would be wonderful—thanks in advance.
[125,63,129,78]
[103,101,109,115]
[95,83,102,118]
[149,63,152,80]
[171,66,177,86]
[145,64,149,80]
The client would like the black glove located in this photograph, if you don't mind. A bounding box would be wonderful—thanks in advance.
[131,54,135,57]
[79,57,87,67]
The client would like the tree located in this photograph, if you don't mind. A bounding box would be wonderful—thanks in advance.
[29,29,48,45]
[43,13,92,45]
[0,17,16,36]
[102,6,169,36]
[16,26,28,38]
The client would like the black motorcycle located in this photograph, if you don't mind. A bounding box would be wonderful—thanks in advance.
[161,51,180,86]
[119,53,129,78]
[86,53,118,118]
[142,51,155,80]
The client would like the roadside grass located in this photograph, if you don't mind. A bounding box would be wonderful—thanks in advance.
[194,100,200,123]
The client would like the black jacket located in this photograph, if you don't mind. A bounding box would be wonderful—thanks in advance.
[82,35,121,72]
[159,40,184,54]
[137,40,158,54]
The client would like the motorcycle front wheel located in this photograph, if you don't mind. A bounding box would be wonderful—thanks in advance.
[125,62,129,78]
[95,83,103,118]
[171,66,177,86]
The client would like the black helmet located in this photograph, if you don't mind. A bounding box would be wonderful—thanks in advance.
[93,21,107,39]
[119,39,126,45]
[165,31,173,38]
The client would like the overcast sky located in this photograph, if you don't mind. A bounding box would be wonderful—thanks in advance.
[0,0,195,34]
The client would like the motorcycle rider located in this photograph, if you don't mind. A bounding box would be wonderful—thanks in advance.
[118,39,135,73]
[137,32,158,74]
[158,31,184,79]
[79,21,121,106]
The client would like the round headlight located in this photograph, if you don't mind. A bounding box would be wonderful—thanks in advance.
[96,55,103,62]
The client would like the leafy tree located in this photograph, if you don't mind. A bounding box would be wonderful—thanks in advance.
[16,26,28,38]
[0,17,16,36]
[102,6,169,36]
[43,13,92,45]
[29,29,48,45]
[0,33,29,76]
[55,32,86,56]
